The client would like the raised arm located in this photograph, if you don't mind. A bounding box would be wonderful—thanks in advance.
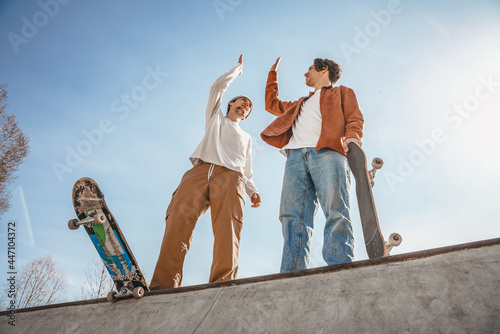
[265,57,295,116]
[205,55,243,124]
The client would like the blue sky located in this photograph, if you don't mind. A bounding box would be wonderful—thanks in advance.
[1,0,500,301]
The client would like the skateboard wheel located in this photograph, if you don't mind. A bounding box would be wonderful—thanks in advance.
[68,219,80,230]
[133,287,145,299]
[94,214,106,225]
[388,233,402,247]
[372,158,384,169]
[107,291,117,302]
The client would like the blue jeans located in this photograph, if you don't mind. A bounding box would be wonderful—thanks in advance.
[280,148,354,272]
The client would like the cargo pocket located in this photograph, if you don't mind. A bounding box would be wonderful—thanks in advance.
[164,186,180,222]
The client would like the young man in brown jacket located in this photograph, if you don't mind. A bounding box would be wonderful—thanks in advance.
[150,55,261,290]
[261,57,364,272]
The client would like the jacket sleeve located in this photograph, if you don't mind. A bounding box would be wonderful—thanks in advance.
[342,87,364,142]
[205,63,242,129]
[265,70,296,116]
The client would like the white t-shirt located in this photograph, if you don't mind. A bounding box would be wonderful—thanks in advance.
[189,63,258,197]
[282,88,322,152]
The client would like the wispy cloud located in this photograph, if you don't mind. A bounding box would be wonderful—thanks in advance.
[19,186,34,247]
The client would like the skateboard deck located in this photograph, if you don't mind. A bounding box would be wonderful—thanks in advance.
[347,142,401,258]
[68,177,148,301]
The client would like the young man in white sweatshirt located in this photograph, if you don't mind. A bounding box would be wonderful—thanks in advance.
[149,55,261,290]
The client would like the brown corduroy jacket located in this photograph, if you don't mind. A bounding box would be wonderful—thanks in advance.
[260,70,364,156]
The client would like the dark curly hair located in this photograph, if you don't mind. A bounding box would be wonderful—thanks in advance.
[313,58,342,84]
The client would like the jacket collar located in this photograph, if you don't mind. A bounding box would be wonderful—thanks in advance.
[308,84,333,97]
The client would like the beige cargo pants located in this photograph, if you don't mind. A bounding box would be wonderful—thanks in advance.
[149,162,245,290]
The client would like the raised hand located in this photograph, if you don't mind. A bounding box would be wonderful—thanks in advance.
[270,57,282,71]
[238,54,243,75]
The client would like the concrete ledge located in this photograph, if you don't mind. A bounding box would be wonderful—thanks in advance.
[2,238,500,333]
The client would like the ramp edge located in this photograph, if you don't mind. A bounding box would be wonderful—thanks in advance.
[2,237,499,315]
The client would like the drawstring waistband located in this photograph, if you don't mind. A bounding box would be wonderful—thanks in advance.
[208,164,215,181]
[196,160,216,182]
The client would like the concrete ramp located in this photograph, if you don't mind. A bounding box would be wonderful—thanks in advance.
[2,238,500,333]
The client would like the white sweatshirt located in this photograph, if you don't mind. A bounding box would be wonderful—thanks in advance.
[189,63,259,197]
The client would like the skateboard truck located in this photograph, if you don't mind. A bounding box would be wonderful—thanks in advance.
[107,281,145,302]
[384,233,402,255]
[368,158,383,187]
[68,209,107,230]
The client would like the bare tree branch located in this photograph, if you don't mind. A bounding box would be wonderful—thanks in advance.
[80,260,114,300]
[9,255,68,309]
[0,83,30,215]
